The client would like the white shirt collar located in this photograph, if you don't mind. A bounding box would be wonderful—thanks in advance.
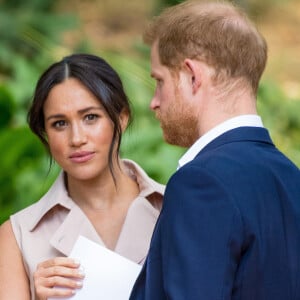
[178,114,264,169]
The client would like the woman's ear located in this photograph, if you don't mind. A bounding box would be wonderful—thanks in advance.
[119,109,129,132]
[183,58,202,94]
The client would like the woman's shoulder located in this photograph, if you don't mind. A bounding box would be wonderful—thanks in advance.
[0,220,18,255]
[0,219,14,240]
[8,198,48,248]
[10,199,42,226]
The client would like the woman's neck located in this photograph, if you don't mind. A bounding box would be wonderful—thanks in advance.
[66,161,140,211]
[65,160,140,250]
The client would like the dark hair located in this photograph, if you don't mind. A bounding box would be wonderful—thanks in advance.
[28,53,132,179]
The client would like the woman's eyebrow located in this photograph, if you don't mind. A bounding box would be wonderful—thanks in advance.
[77,106,104,114]
[45,106,104,121]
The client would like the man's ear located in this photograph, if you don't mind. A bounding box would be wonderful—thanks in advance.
[183,58,202,94]
[119,109,129,132]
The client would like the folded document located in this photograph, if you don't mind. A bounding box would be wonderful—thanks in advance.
[49,235,142,300]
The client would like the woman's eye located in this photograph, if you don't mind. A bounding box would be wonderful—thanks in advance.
[52,120,67,128]
[85,114,99,122]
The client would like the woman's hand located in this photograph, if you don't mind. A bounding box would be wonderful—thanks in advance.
[34,257,85,300]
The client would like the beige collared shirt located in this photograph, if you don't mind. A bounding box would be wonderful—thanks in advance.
[10,159,164,299]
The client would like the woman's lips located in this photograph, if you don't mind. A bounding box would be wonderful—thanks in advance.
[69,151,95,163]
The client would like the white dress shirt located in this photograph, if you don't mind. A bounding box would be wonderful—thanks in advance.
[178,115,264,169]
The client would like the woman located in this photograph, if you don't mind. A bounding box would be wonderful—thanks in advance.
[0,54,164,300]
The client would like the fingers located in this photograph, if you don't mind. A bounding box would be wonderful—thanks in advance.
[34,257,85,299]
[37,257,81,270]
[35,281,78,299]
[36,261,84,280]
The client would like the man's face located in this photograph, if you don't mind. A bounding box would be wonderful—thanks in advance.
[149,42,198,147]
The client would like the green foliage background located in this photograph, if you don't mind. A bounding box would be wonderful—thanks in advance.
[0,0,299,224]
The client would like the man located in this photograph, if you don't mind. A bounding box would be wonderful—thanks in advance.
[130,0,300,299]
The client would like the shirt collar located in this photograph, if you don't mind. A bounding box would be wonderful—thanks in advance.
[28,159,164,231]
[178,114,264,169]
[122,159,165,197]
[28,172,74,231]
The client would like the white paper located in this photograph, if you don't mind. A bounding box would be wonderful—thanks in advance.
[49,235,142,300]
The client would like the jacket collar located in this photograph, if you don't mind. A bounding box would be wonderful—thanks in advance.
[199,126,274,157]
[178,115,264,169]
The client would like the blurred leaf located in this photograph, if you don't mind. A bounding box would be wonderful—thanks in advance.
[0,127,44,172]
[0,85,15,127]
[258,80,300,167]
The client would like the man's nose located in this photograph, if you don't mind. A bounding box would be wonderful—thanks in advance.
[150,95,160,111]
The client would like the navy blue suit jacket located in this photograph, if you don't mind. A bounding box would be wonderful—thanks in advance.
[130,127,300,299]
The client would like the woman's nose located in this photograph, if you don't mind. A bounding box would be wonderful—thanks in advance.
[70,122,87,147]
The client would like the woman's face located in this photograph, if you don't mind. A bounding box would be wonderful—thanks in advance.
[43,78,117,182]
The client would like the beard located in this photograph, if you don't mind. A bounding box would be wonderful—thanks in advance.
[156,92,199,148]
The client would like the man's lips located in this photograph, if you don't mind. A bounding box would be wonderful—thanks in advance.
[69,151,95,163]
